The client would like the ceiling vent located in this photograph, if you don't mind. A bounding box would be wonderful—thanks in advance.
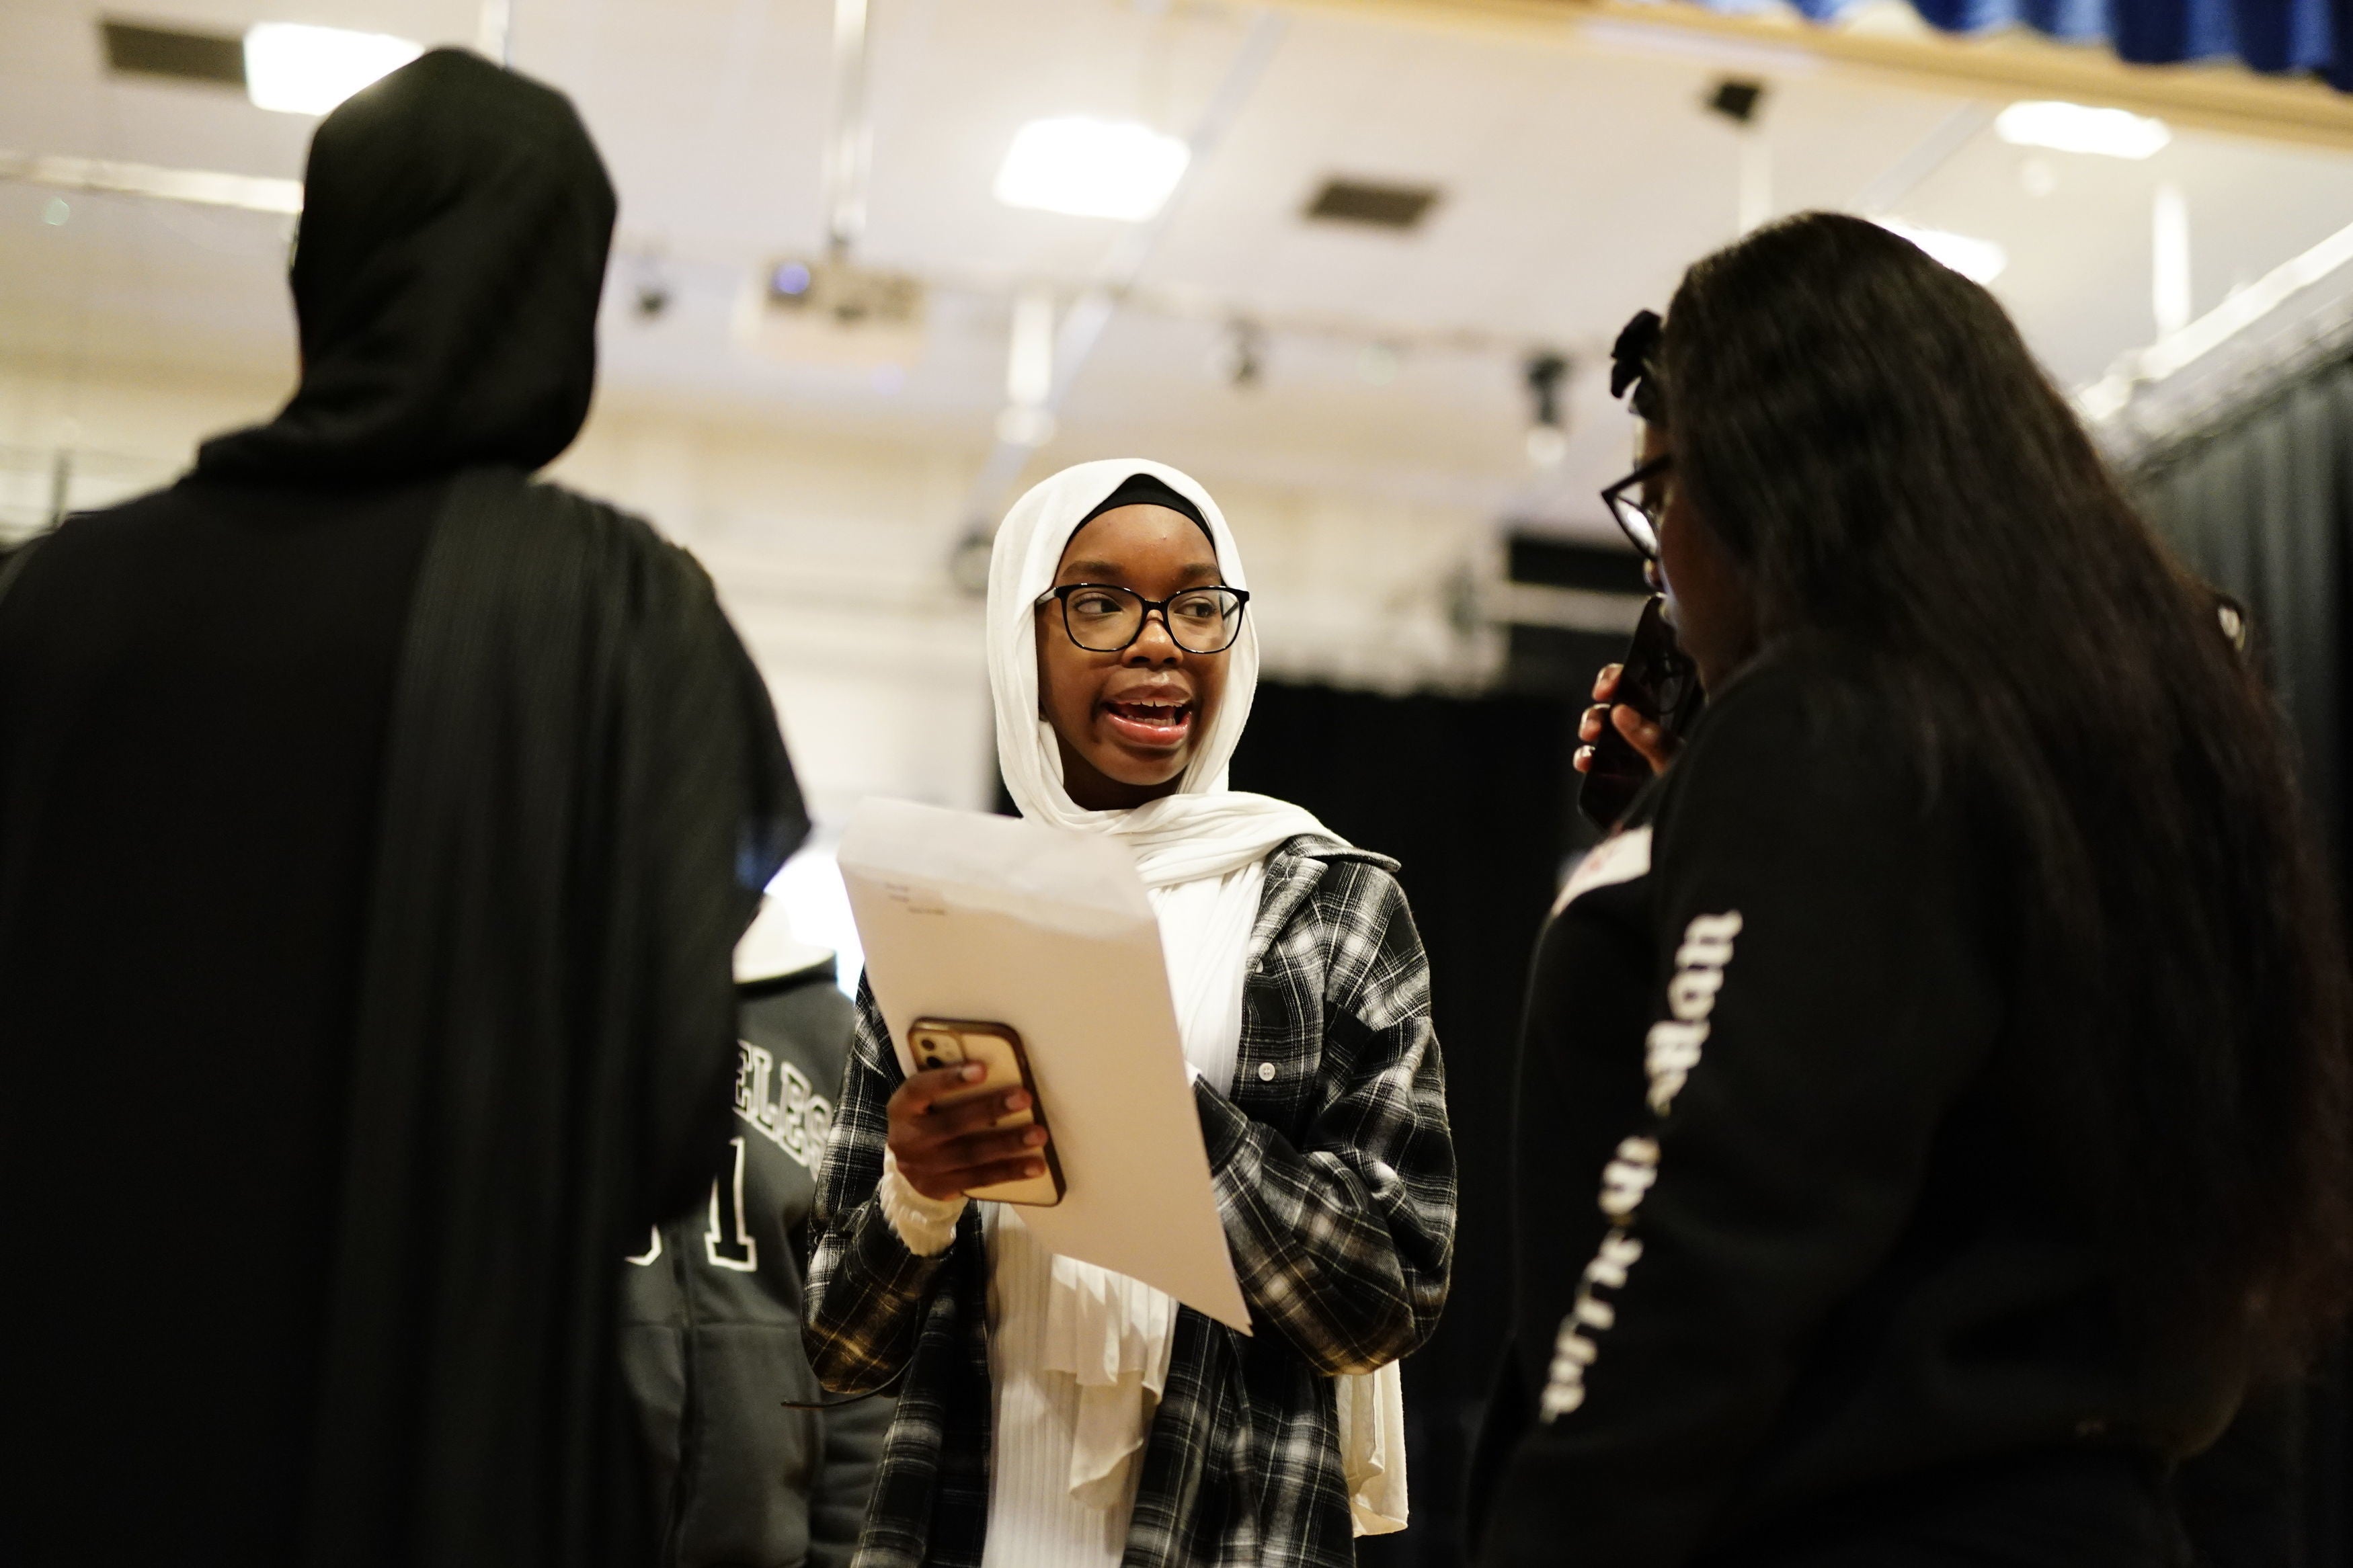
[1302,177,1441,233]
[101,18,246,88]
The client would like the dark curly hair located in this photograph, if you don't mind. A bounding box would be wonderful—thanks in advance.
[1659,211,2353,1370]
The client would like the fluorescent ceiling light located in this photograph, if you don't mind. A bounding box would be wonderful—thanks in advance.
[994,117,1190,222]
[1995,101,2170,160]
[1875,218,2007,284]
[243,24,422,116]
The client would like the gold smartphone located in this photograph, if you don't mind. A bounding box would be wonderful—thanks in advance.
[908,1018,1065,1206]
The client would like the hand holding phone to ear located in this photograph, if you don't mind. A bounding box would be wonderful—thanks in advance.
[1576,594,1705,831]
[1577,663,1680,776]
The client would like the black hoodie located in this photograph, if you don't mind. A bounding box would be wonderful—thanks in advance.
[1470,649,2239,1567]
[622,949,893,1568]
[0,49,801,1568]
[198,49,612,485]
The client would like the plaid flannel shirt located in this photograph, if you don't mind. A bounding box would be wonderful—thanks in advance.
[803,835,1457,1568]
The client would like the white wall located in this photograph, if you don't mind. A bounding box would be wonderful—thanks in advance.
[0,362,1505,827]
[0,360,267,538]
[549,405,1002,822]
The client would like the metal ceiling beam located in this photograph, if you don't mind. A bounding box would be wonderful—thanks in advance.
[2077,209,2353,419]
[477,0,514,67]
[0,151,302,214]
[824,0,874,256]
[1275,0,2353,151]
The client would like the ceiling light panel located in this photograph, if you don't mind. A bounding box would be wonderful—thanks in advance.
[1995,101,2171,160]
[243,24,424,117]
[1875,218,2007,284]
[993,116,1190,222]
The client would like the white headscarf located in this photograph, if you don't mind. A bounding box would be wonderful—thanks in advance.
[986,458,1408,1536]
[988,457,1324,884]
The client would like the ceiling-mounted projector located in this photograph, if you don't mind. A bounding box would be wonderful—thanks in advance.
[737,255,926,368]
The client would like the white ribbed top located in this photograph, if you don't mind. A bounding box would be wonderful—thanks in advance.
[978,1204,1142,1568]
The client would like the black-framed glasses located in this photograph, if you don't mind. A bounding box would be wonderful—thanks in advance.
[1035,583,1250,654]
[1601,453,1673,559]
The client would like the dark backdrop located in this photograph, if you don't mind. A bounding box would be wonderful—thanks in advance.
[2132,358,2353,1568]
[1230,675,1592,1567]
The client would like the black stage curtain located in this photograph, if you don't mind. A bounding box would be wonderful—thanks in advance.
[2132,355,2353,1568]
[1231,679,1581,1568]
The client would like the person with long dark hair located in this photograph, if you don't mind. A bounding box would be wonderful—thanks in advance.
[1471,210,2353,1566]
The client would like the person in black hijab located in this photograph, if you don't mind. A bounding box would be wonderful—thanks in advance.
[0,48,803,1568]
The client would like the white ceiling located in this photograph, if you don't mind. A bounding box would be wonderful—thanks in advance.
[5,0,2353,538]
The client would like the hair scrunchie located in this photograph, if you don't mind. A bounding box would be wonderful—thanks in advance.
[1609,308,1667,425]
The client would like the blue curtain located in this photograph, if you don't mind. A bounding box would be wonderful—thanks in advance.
[1730,0,2346,87]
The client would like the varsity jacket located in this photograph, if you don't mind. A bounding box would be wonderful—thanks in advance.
[1472,649,2243,1567]
[803,835,1458,1568]
[623,943,895,1568]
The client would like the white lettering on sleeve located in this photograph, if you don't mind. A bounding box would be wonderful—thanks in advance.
[1540,909,1741,1423]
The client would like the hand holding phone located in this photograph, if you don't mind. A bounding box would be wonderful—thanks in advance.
[1577,595,1704,831]
[895,1018,1065,1206]
[1580,666,1677,772]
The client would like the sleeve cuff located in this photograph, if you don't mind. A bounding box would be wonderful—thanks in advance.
[1193,1077,1252,1168]
[879,1148,967,1257]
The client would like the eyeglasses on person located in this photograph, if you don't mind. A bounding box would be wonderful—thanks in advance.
[1601,453,1674,559]
[1035,583,1250,655]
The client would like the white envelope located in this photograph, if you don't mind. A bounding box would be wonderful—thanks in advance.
[838,796,1250,1331]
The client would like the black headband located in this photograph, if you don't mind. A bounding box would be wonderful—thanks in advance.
[1609,309,1667,425]
[1076,472,1215,544]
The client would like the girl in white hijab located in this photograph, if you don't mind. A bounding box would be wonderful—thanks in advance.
[805,460,1456,1568]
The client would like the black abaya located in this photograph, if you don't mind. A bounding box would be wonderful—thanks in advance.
[0,474,442,1563]
[0,49,802,1568]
